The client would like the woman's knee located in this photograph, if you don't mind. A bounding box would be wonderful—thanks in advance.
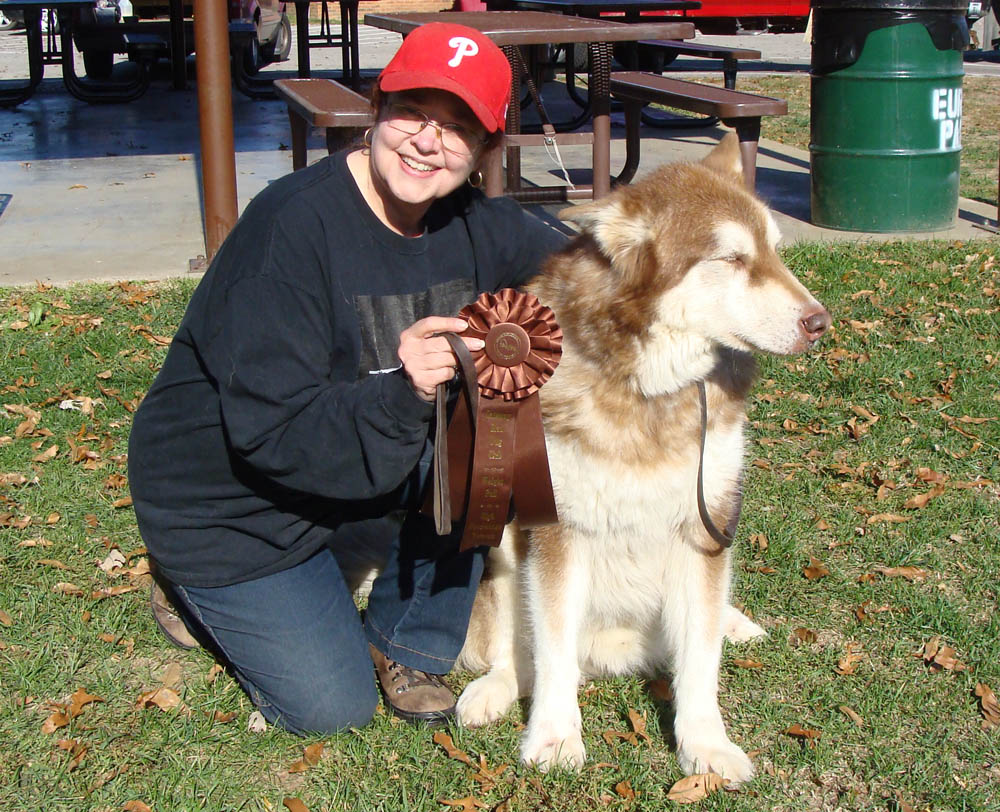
[265,680,380,735]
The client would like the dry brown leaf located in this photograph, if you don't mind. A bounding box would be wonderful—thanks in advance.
[627,709,651,743]
[206,663,225,683]
[438,797,487,811]
[732,658,765,669]
[433,730,475,766]
[0,609,13,627]
[52,582,84,597]
[790,627,817,646]
[32,444,58,463]
[38,558,71,570]
[903,486,945,509]
[614,780,636,801]
[98,549,128,573]
[288,742,325,773]
[123,802,153,812]
[835,643,863,676]
[866,513,910,525]
[90,584,142,600]
[803,557,830,580]
[839,705,865,727]
[42,709,71,734]
[211,710,237,724]
[784,723,822,747]
[68,688,104,717]
[55,738,88,771]
[919,637,968,672]
[282,800,310,812]
[112,496,133,509]
[18,537,52,548]
[647,678,674,702]
[975,683,999,729]
[875,566,929,581]
[666,773,729,803]
[136,686,187,713]
[248,710,267,733]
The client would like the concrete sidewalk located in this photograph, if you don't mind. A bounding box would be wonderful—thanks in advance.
[0,26,997,287]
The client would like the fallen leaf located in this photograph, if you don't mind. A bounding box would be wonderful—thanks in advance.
[68,688,103,717]
[41,709,71,734]
[288,742,324,773]
[136,686,187,713]
[732,658,764,669]
[614,780,636,801]
[784,723,822,747]
[31,444,58,463]
[211,710,237,724]
[38,558,71,570]
[875,566,929,581]
[919,637,968,672]
[666,773,729,803]
[975,683,999,729]
[112,496,133,509]
[838,705,865,727]
[19,537,53,547]
[433,730,475,766]
[52,582,85,597]
[55,738,88,770]
[803,557,830,580]
[903,486,945,509]
[90,584,142,600]
[123,802,152,812]
[438,797,487,811]
[0,609,12,627]
[790,627,817,646]
[98,549,128,573]
[248,710,267,733]
[866,513,910,525]
[627,709,651,743]
[835,643,863,675]
[282,800,310,812]
[160,662,183,688]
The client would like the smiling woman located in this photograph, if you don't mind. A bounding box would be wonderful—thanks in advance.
[126,22,567,736]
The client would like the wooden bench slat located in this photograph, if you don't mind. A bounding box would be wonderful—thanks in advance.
[274,78,373,170]
[609,72,786,119]
[637,40,762,61]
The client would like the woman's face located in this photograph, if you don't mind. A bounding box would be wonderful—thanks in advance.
[367,89,488,225]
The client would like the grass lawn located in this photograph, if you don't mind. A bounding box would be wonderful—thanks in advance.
[1,239,999,811]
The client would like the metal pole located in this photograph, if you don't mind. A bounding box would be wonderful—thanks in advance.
[194,0,238,265]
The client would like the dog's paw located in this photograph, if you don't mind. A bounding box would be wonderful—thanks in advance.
[457,672,517,728]
[722,604,766,643]
[677,734,755,785]
[520,722,586,771]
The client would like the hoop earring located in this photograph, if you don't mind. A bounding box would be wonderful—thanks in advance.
[363,127,373,149]
[468,169,483,188]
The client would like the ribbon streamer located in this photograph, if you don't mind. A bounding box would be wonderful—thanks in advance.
[434,289,562,551]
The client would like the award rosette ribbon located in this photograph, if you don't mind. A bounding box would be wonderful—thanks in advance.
[432,289,563,552]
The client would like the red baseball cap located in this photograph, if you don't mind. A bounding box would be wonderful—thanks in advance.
[378,22,511,133]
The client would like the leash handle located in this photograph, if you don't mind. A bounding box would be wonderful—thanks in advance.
[431,332,478,535]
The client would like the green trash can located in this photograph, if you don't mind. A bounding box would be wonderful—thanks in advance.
[810,0,970,232]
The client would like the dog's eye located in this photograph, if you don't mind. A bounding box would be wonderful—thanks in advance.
[724,254,748,270]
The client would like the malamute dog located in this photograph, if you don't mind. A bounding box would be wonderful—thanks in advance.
[455,134,830,784]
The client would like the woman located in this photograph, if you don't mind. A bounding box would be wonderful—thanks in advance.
[128,23,566,734]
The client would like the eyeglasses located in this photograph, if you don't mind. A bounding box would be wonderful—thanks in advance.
[384,103,486,157]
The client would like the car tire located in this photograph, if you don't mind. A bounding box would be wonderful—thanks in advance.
[83,49,115,80]
[261,13,291,63]
[242,33,262,76]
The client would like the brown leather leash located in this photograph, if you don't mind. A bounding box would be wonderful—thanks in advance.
[428,290,562,552]
[695,380,738,548]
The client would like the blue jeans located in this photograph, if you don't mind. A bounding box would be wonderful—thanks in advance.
[171,508,484,735]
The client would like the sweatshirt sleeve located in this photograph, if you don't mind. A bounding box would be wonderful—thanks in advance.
[198,261,433,504]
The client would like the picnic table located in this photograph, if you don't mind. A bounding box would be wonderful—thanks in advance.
[364,10,695,202]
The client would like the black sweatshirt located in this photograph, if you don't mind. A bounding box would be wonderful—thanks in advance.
[128,151,566,587]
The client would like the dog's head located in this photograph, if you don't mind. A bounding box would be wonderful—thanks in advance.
[544,133,830,394]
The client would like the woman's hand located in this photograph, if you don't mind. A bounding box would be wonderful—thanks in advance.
[398,317,486,402]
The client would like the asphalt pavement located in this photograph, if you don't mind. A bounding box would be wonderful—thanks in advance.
[0,23,997,286]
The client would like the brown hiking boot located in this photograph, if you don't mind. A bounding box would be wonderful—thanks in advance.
[150,580,201,650]
[369,643,456,726]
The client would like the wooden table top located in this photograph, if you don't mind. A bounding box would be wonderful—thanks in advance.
[363,10,695,46]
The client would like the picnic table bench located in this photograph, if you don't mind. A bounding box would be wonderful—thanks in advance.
[273,78,372,170]
[609,71,787,190]
[635,40,762,89]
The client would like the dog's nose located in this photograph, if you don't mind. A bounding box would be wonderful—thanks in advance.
[800,309,831,342]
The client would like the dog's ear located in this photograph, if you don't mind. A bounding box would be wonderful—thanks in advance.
[558,197,652,272]
[701,132,744,182]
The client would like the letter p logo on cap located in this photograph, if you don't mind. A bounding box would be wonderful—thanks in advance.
[447,36,479,67]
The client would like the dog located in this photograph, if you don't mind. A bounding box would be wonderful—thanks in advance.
[454,133,831,784]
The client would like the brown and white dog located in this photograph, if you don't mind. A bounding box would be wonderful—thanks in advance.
[454,134,830,784]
